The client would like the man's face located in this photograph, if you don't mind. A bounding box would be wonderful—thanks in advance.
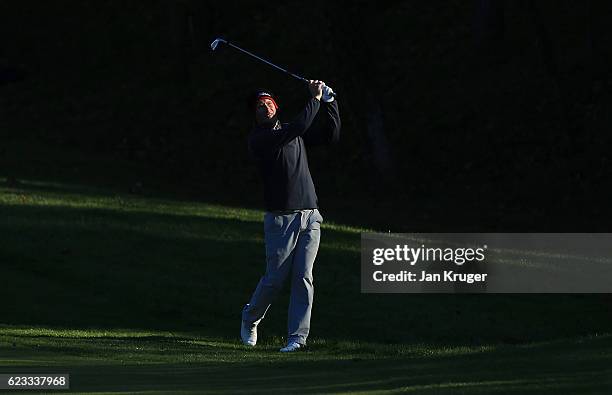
[255,98,277,125]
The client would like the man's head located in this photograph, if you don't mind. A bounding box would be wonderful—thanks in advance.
[250,90,279,126]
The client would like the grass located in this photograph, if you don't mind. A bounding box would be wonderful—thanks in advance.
[1,178,612,393]
[1,325,611,394]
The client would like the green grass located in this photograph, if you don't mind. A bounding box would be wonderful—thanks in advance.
[1,325,611,394]
[1,179,612,393]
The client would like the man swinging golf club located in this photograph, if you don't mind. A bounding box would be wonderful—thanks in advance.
[241,80,340,352]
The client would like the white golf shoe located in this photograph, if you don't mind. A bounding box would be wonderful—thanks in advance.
[241,321,257,346]
[279,341,304,352]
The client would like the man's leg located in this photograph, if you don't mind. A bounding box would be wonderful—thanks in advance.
[242,212,302,327]
[287,209,323,345]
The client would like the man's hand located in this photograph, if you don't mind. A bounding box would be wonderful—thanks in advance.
[321,84,335,102]
[308,80,324,101]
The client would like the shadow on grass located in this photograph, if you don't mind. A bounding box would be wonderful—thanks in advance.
[0,331,611,394]
[1,181,611,346]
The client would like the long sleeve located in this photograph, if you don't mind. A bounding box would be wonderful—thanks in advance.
[249,98,321,156]
[302,100,341,146]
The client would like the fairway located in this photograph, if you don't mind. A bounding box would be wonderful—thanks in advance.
[1,326,611,394]
[1,180,612,393]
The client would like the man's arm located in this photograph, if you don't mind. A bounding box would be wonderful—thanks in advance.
[248,81,324,156]
[302,99,341,146]
[248,98,320,155]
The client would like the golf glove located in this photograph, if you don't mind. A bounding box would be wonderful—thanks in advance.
[322,84,335,102]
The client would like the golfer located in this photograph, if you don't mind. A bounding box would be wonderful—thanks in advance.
[241,80,340,352]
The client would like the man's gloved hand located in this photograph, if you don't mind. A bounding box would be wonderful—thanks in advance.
[322,84,335,102]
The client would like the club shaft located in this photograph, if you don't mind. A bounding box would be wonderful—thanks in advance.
[226,42,309,83]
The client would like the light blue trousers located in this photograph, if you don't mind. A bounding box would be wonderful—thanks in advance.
[242,209,323,345]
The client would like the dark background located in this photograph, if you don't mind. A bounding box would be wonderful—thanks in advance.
[2,0,611,232]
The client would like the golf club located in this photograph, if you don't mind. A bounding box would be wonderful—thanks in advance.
[210,37,336,97]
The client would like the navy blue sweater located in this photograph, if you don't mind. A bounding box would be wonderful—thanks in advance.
[248,98,341,211]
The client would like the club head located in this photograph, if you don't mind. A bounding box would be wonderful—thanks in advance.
[210,38,226,51]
